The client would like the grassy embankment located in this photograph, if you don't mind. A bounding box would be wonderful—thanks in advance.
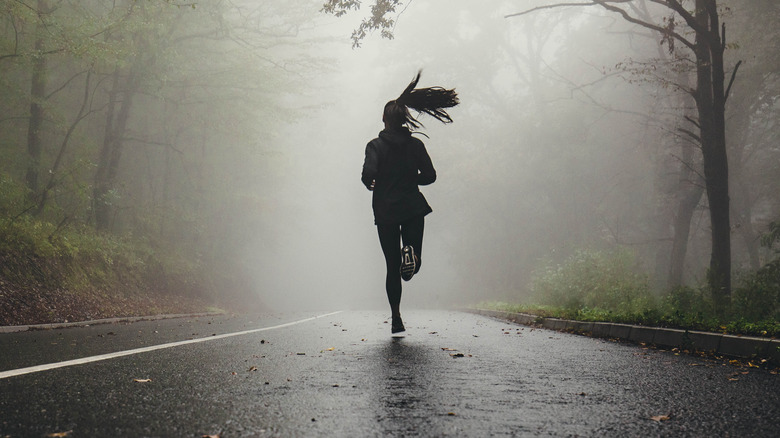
[0,171,239,326]
[0,212,229,326]
[479,248,780,338]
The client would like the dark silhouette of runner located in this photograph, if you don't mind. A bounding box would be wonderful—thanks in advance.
[361,71,459,334]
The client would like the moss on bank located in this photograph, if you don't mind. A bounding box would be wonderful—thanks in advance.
[0,216,218,326]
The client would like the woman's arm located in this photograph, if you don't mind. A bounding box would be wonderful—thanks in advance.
[417,143,436,186]
[362,141,379,190]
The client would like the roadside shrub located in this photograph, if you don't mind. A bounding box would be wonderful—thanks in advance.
[732,259,780,322]
[483,240,780,336]
[531,248,653,315]
[655,286,719,331]
[662,285,714,317]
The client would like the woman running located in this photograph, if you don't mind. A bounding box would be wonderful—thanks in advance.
[361,71,459,334]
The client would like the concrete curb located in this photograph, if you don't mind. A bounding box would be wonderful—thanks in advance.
[470,308,780,364]
[0,312,225,334]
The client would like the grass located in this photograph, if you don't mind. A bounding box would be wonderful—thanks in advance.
[0,212,214,325]
[479,248,780,338]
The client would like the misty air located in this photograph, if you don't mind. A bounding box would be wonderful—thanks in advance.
[1,1,779,436]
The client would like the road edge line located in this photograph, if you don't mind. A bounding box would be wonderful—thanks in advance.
[0,311,342,380]
[0,312,227,334]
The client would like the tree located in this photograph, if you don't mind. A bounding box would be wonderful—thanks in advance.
[721,0,780,271]
[324,0,739,312]
[513,1,737,311]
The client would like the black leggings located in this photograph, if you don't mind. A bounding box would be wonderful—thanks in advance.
[377,215,425,317]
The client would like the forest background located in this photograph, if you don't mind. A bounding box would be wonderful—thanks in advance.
[1,0,778,335]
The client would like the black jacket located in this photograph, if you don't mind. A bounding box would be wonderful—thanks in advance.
[362,128,436,225]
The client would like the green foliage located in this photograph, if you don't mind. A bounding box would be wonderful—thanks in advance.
[531,249,653,315]
[732,259,780,322]
[762,221,780,252]
[653,286,720,332]
[0,196,210,301]
[0,173,28,217]
[485,247,780,337]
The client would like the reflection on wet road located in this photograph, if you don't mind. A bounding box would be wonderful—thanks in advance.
[1,310,779,436]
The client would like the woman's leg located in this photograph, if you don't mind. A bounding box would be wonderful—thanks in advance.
[401,215,425,274]
[377,223,402,318]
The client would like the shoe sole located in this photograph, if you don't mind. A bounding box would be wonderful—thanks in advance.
[400,246,416,281]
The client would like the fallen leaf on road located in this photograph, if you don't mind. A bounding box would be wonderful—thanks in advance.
[447,412,456,416]
[449,353,465,358]
[202,435,220,438]
[650,414,670,422]
[133,378,152,383]
[248,366,257,372]
[324,347,335,351]
[441,348,457,351]
[46,431,72,437]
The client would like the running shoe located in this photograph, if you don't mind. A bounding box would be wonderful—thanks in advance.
[391,316,406,334]
[400,245,417,281]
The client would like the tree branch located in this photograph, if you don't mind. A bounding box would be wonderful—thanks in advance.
[505,1,599,18]
[677,127,700,143]
[123,137,184,154]
[684,115,700,129]
[593,0,695,51]
[724,60,742,104]
[508,1,696,51]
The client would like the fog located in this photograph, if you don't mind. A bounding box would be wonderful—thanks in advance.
[4,0,777,314]
[240,1,693,311]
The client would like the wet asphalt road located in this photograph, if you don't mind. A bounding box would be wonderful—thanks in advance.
[1,310,779,437]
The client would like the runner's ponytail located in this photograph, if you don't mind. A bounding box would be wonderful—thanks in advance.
[384,71,459,130]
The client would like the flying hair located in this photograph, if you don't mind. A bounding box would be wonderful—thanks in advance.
[384,70,459,130]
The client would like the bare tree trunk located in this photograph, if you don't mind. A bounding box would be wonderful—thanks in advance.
[726,84,760,271]
[25,1,49,195]
[668,148,705,288]
[732,175,760,270]
[35,70,92,217]
[694,0,731,309]
[93,67,138,231]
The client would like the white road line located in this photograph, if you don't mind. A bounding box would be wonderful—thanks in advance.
[0,311,342,380]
